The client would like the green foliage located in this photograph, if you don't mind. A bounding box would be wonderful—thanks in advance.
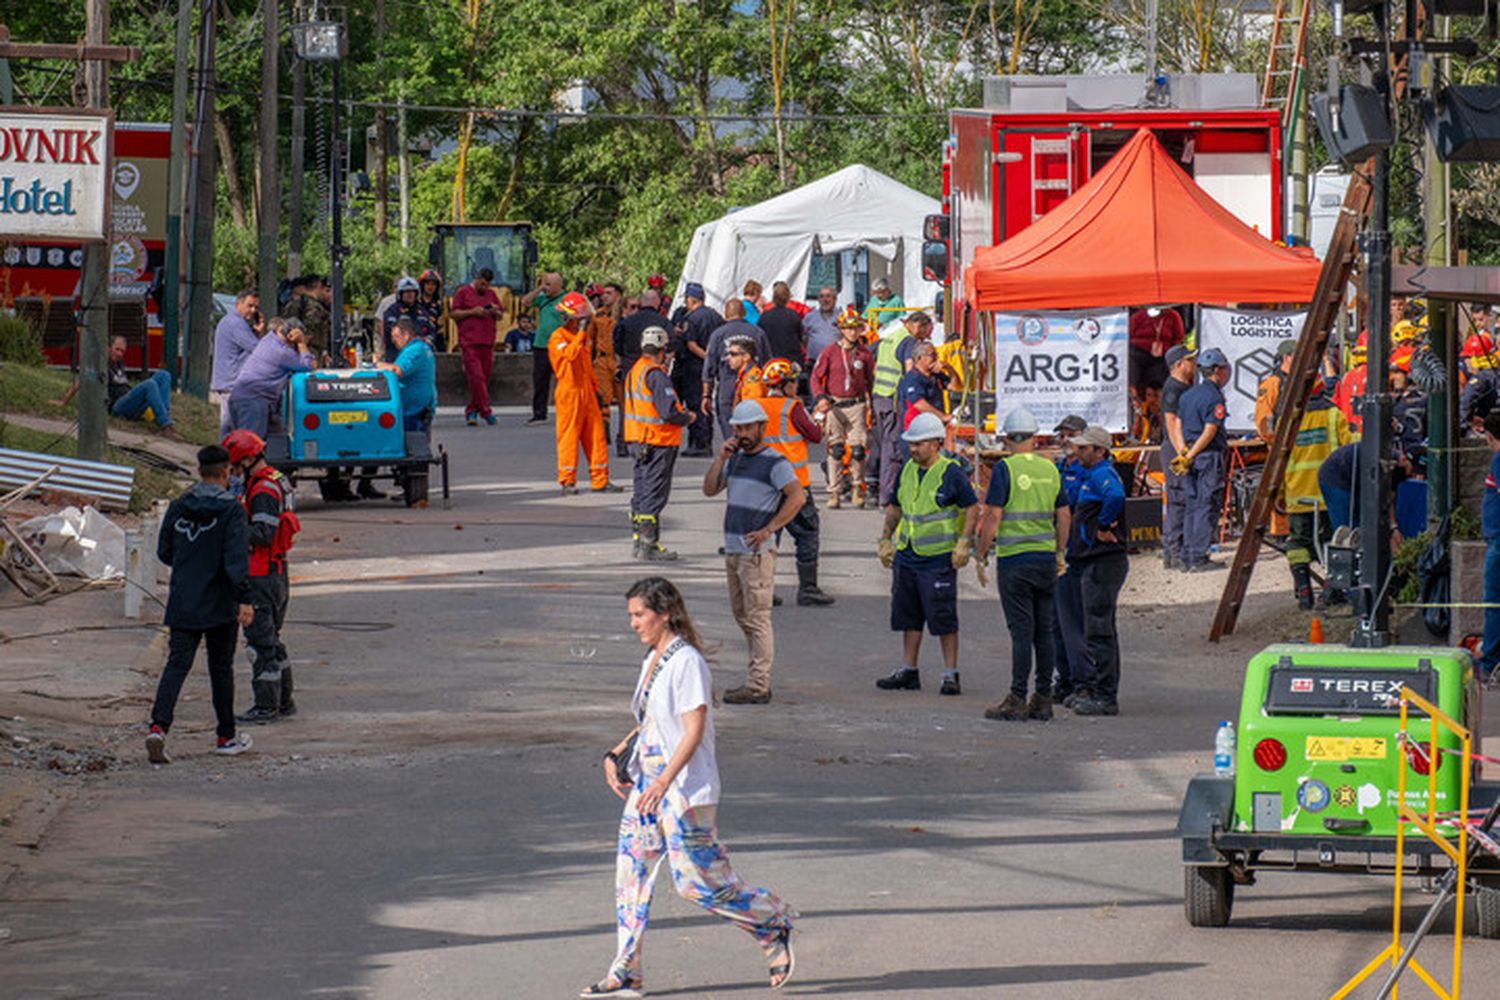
[0,314,45,367]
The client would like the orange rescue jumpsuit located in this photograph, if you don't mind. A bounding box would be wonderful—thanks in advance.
[549,322,611,488]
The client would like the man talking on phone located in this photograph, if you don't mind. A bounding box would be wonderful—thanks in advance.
[521,271,566,424]
[451,268,504,426]
[703,400,806,705]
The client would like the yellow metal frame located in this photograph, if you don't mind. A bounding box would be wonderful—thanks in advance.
[1330,685,1473,1000]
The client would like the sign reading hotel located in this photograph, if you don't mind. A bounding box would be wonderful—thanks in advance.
[0,108,112,243]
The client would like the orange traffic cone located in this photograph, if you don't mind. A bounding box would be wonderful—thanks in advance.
[1308,617,1324,644]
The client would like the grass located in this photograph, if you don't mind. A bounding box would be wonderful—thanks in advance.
[0,360,223,510]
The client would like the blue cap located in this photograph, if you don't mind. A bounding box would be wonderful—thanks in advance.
[684,282,706,300]
[1198,347,1229,369]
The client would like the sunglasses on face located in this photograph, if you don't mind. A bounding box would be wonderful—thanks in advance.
[727,350,747,357]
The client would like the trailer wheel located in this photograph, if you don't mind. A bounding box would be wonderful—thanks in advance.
[1184,865,1234,927]
[403,471,429,508]
[1474,878,1500,939]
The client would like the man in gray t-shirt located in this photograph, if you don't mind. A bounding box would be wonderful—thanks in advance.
[703,400,806,705]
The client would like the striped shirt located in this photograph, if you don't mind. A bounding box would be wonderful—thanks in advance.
[722,448,796,554]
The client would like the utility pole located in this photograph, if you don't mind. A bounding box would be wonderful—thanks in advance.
[184,0,217,397]
[1425,14,1453,528]
[373,0,388,242]
[288,0,306,279]
[257,0,280,307]
[1287,0,1310,244]
[398,82,410,249]
[1352,2,1395,648]
[78,0,112,462]
[163,0,192,384]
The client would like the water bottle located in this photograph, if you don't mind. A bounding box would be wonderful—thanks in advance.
[1214,720,1236,777]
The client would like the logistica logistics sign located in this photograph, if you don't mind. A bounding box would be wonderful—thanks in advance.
[0,108,111,243]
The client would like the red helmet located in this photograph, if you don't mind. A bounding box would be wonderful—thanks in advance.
[646,273,666,289]
[222,429,266,466]
[583,282,605,300]
[760,357,799,387]
[418,269,442,286]
[1462,332,1496,358]
[557,290,591,317]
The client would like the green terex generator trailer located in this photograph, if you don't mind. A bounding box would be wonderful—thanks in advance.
[1175,644,1500,931]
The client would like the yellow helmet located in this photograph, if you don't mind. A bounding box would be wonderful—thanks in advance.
[1391,319,1421,345]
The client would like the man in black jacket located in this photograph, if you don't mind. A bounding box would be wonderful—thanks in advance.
[146,446,256,763]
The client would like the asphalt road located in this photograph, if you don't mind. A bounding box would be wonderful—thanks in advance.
[2,407,1497,999]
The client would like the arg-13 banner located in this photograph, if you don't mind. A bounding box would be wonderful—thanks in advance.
[993,310,1129,433]
[1197,308,1308,434]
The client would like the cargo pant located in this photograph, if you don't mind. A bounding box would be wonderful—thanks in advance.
[1161,441,1187,564]
[609,732,796,985]
[245,570,293,714]
[823,399,867,499]
[1182,451,1225,567]
[725,551,776,694]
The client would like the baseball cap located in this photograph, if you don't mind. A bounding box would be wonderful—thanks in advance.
[730,400,768,425]
[901,412,947,443]
[1276,340,1297,358]
[684,282,706,300]
[1165,344,1196,367]
[1077,425,1112,449]
[1053,414,1088,434]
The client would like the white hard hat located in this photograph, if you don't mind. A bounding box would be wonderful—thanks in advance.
[730,400,769,425]
[396,276,420,293]
[901,412,947,443]
[1002,408,1039,436]
[640,325,669,350]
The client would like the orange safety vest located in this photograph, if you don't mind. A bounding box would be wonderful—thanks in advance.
[757,394,809,487]
[623,357,683,448]
[735,365,765,404]
[244,466,300,576]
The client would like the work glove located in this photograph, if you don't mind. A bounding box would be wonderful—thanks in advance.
[951,536,973,570]
[878,537,896,570]
[1170,453,1192,477]
[975,550,990,589]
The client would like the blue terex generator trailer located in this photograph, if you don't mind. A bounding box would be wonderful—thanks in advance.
[264,368,450,508]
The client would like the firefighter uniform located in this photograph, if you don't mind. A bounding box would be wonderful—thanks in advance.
[242,464,299,721]
[1284,393,1353,609]
[624,352,692,559]
[758,389,834,605]
[1177,377,1228,569]
[549,307,612,491]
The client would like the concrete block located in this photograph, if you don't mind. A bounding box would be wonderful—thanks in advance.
[1453,539,1486,643]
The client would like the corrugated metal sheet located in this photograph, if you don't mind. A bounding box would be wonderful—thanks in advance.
[0,448,135,510]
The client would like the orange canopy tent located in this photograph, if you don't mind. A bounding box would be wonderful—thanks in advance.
[965,129,1321,312]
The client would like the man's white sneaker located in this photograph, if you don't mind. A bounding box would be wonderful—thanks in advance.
[146,727,170,764]
[214,733,253,756]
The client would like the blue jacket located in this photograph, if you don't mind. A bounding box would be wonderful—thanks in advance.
[1066,459,1126,563]
[1057,457,1086,506]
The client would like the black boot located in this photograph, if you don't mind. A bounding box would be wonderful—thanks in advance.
[640,516,678,561]
[238,679,281,724]
[1291,563,1314,611]
[630,515,644,560]
[278,664,296,717]
[796,560,834,606]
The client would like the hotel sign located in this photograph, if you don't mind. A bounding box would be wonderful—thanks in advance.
[0,107,112,243]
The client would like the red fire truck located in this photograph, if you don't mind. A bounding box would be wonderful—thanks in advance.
[0,122,170,371]
[929,74,1285,342]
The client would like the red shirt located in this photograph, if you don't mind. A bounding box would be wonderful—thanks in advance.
[453,283,501,347]
[811,340,875,400]
[1128,309,1184,355]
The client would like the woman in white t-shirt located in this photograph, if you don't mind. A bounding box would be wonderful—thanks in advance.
[584,577,798,998]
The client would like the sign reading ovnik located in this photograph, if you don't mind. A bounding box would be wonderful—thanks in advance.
[0,108,112,242]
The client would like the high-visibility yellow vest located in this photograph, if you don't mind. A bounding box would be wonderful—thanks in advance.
[1284,404,1353,514]
[757,395,809,487]
[994,452,1059,558]
[624,357,683,447]
[872,329,912,399]
[894,455,962,556]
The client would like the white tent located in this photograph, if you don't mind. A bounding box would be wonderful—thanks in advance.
[675,164,942,317]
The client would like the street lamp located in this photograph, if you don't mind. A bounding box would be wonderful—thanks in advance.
[292,7,348,360]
